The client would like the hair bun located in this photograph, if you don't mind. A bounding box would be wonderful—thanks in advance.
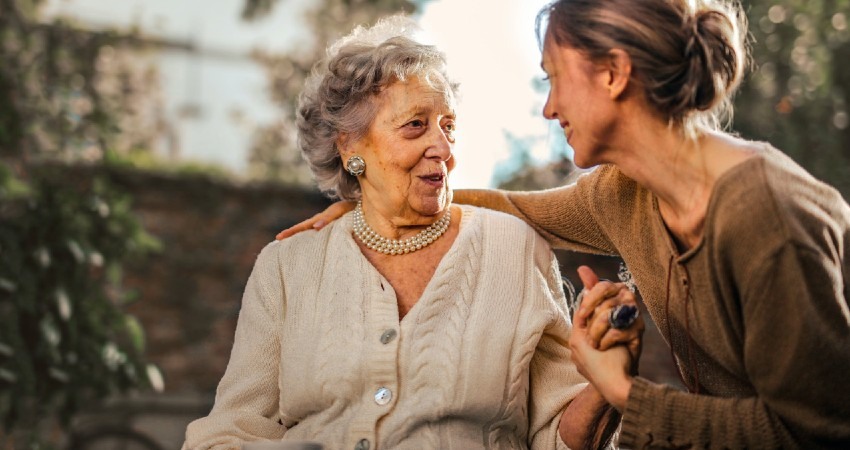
[679,7,746,115]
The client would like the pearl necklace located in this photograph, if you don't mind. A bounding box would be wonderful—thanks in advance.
[352,201,451,255]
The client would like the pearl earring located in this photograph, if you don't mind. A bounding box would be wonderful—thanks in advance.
[345,155,366,176]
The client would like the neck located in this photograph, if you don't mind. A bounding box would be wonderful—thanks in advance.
[359,197,447,240]
[606,118,721,249]
[353,200,452,255]
[617,126,713,216]
[607,117,757,248]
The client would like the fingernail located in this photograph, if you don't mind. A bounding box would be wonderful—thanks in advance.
[313,220,326,229]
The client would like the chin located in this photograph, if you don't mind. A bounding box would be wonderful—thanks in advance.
[574,161,597,170]
[571,147,602,169]
[414,192,450,217]
[572,155,593,169]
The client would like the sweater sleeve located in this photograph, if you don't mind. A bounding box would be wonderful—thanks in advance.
[454,168,618,255]
[619,240,850,449]
[528,242,590,450]
[183,243,287,449]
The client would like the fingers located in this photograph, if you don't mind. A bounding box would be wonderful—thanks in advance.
[574,280,626,328]
[577,265,599,291]
[626,316,645,365]
[276,213,323,240]
[598,315,644,352]
[327,200,356,216]
[573,266,643,368]
[584,289,641,349]
[598,328,628,351]
[585,293,626,347]
[275,201,355,240]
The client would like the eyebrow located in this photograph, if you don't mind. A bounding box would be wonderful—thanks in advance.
[391,105,425,123]
[392,102,456,123]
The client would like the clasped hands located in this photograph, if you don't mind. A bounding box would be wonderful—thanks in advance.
[571,265,644,412]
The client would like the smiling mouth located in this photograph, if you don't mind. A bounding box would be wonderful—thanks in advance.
[419,173,446,186]
[561,122,573,140]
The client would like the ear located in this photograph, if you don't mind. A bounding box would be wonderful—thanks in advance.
[336,133,352,159]
[605,49,632,100]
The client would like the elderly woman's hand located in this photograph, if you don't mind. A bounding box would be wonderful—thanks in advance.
[573,266,644,365]
[276,200,355,240]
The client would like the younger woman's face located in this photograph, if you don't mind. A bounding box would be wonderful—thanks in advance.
[541,32,619,168]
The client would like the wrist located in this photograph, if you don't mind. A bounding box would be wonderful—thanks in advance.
[605,373,633,412]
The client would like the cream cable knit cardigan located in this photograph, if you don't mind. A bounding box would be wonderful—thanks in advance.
[183,206,587,450]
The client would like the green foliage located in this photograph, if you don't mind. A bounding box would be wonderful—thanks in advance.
[0,163,160,442]
[733,1,850,197]
[0,0,164,162]
[0,3,162,441]
[103,148,236,181]
[0,2,163,438]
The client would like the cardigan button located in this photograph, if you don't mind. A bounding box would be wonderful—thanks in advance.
[354,438,370,450]
[379,329,397,344]
[374,387,392,405]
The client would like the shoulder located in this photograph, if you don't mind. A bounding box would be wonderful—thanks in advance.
[461,205,557,270]
[575,165,651,226]
[757,146,849,222]
[258,217,345,271]
[584,164,644,199]
[465,204,536,233]
[710,144,850,258]
[276,215,343,251]
[463,205,548,246]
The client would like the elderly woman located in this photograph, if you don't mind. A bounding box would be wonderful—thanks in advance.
[183,17,639,450]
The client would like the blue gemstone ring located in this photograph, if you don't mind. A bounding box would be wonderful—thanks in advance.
[609,304,639,330]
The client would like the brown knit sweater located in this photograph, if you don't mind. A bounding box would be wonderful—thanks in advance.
[457,144,850,449]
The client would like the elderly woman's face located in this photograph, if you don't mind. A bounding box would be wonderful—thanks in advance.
[344,76,456,219]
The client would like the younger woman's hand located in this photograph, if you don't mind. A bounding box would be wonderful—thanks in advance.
[569,321,633,412]
[276,201,355,240]
[569,265,641,411]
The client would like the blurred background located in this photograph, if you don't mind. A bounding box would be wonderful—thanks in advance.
[1,0,848,448]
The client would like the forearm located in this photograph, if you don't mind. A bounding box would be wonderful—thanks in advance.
[620,377,798,449]
[454,188,564,246]
[453,189,519,214]
[453,184,616,254]
[559,385,620,450]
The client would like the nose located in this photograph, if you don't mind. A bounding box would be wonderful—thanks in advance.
[542,93,557,120]
[424,126,453,162]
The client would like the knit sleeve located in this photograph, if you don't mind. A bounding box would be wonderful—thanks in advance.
[183,243,287,449]
[453,168,618,255]
[528,242,589,450]
[619,240,850,449]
